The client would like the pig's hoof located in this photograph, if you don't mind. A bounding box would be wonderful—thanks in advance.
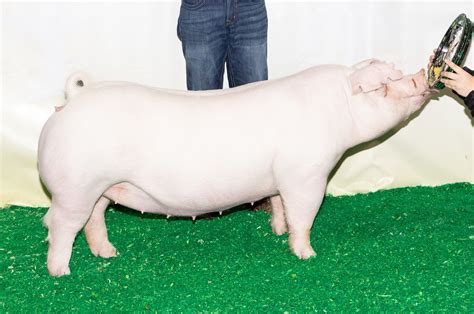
[48,265,71,277]
[91,241,117,258]
[271,219,288,236]
[289,240,316,260]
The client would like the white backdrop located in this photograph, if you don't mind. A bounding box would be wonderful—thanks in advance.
[1,0,473,207]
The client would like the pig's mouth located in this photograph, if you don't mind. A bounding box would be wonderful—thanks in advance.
[420,88,439,98]
[401,90,435,105]
[426,87,440,95]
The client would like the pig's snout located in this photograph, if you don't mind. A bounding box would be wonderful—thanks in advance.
[414,69,428,91]
[417,68,426,81]
[408,68,433,97]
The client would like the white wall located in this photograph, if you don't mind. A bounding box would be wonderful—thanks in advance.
[1,0,473,206]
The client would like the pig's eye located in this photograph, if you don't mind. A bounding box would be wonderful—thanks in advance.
[411,78,417,88]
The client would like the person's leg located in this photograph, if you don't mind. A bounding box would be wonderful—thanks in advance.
[177,0,228,90]
[226,0,268,88]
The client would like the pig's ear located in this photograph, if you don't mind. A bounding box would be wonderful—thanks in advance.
[351,58,382,70]
[386,64,403,81]
[349,60,403,95]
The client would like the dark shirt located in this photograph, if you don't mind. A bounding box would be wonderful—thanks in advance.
[452,67,474,117]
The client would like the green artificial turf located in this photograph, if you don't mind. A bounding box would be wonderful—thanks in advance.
[1,183,473,312]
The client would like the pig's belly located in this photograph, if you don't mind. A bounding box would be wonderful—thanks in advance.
[103,180,275,217]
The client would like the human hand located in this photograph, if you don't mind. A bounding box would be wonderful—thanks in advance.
[440,59,474,97]
[427,49,436,70]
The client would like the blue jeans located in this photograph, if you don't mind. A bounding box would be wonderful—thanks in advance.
[177,0,268,90]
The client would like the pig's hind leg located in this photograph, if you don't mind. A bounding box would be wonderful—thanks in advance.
[270,195,288,235]
[43,189,104,276]
[84,196,117,258]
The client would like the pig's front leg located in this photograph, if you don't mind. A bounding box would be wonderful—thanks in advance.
[279,177,326,259]
[270,195,288,235]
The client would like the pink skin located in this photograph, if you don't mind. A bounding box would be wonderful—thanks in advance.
[39,59,433,276]
[385,68,434,104]
[348,61,434,144]
[351,59,434,104]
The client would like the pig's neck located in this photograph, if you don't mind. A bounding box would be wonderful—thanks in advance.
[346,94,411,147]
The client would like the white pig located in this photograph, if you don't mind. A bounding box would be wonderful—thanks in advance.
[38,59,432,276]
